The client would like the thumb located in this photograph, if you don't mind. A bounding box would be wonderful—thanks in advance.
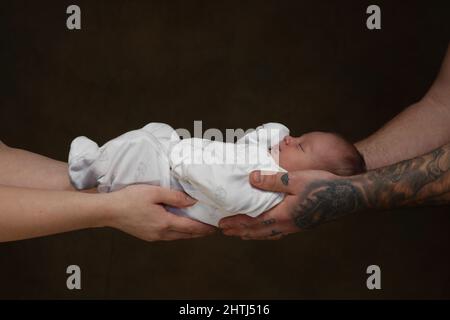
[249,170,302,194]
[157,189,197,208]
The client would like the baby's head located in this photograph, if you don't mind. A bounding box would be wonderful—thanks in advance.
[271,131,366,176]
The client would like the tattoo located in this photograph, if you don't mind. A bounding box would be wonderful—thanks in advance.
[295,180,365,229]
[293,144,450,229]
[365,144,450,208]
[281,173,289,186]
[262,218,276,226]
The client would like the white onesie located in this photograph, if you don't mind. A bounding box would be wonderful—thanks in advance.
[68,122,290,226]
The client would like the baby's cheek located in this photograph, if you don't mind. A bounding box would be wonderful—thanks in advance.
[283,153,309,171]
[277,153,294,171]
[270,148,280,162]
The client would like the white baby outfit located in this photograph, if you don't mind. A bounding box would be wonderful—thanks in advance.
[68,122,290,226]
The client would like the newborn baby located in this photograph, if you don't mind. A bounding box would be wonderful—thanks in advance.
[68,123,365,226]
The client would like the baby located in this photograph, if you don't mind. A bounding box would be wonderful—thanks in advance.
[68,123,365,226]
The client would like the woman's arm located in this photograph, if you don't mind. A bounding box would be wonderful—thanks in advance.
[0,140,215,242]
[0,140,74,190]
[0,184,215,243]
[0,185,105,241]
[356,44,450,170]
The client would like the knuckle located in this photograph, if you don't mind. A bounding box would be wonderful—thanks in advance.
[159,220,171,231]
[264,174,278,189]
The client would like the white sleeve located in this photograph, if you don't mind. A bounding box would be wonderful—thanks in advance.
[237,122,290,148]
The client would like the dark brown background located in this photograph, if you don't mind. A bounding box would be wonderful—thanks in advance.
[0,0,449,299]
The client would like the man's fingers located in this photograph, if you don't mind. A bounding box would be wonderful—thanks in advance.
[218,214,261,230]
[223,220,284,238]
[219,209,278,229]
[243,231,285,241]
[249,170,301,194]
[157,189,197,208]
[225,226,286,240]
[165,212,216,235]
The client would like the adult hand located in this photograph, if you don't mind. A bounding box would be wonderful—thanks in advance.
[219,170,343,240]
[105,184,216,241]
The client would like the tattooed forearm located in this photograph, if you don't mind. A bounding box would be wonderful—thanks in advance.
[366,144,450,207]
[294,180,366,229]
[293,143,450,229]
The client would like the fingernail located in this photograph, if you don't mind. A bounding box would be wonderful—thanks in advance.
[186,196,197,203]
[251,171,261,184]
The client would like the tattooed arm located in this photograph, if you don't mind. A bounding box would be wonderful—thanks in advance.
[356,44,450,170]
[219,143,450,240]
[219,44,450,239]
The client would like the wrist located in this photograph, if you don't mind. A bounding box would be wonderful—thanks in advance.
[87,192,118,228]
[292,172,369,230]
[331,172,375,211]
[345,170,396,210]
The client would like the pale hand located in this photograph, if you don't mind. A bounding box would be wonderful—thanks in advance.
[105,184,216,241]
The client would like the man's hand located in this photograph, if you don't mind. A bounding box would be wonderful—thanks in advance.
[219,143,450,240]
[105,185,216,241]
[219,170,344,240]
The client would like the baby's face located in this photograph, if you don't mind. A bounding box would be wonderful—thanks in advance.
[271,132,341,172]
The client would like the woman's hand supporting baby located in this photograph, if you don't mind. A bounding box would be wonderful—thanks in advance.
[0,141,215,242]
[105,185,216,241]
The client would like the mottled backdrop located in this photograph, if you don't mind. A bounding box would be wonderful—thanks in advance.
[0,0,449,299]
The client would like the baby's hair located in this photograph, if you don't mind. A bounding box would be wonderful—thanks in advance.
[321,132,366,176]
